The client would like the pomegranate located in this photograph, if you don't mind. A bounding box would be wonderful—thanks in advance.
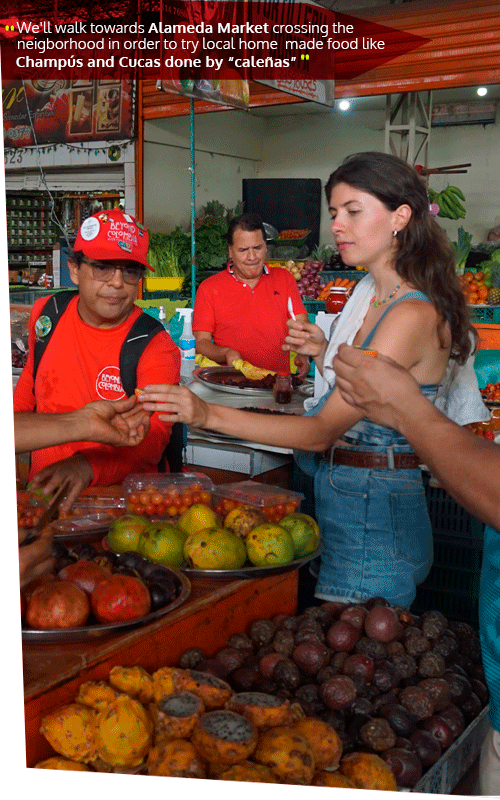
[58,559,111,595]
[23,572,56,602]
[91,574,151,623]
[26,580,90,629]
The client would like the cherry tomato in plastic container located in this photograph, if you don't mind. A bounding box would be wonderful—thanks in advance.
[122,472,214,518]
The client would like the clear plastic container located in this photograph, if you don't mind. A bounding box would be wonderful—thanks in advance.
[121,472,213,517]
[58,494,127,520]
[52,513,116,538]
[212,481,303,523]
[17,489,48,528]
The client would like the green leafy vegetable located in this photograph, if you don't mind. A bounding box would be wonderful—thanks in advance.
[146,229,190,278]
[450,227,473,275]
[195,219,229,273]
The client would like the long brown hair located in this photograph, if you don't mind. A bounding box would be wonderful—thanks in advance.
[325,151,476,363]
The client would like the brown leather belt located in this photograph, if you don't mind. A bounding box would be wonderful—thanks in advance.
[322,447,421,469]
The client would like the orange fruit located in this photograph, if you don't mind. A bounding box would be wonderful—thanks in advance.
[463,272,474,283]
[475,271,485,281]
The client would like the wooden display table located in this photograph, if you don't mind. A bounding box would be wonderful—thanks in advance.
[23,570,298,767]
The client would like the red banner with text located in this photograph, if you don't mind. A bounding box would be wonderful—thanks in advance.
[0,1,429,83]
[3,78,134,147]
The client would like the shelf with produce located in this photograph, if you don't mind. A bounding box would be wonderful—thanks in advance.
[6,190,125,250]
[7,244,54,251]
[144,229,190,297]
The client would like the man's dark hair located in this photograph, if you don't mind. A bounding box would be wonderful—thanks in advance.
[227,212,266,245]
[68,249,86,266]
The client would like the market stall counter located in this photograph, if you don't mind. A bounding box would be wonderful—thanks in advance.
[23,570,298,766]
[185,369,308,478]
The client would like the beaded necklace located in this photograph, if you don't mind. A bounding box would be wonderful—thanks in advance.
[370,284,401,309]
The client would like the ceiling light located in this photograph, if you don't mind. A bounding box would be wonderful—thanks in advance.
[477,87,488,97]
[338,100,351,111]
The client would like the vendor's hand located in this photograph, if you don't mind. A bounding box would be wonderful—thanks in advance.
[224,349,241,366]
[333,343,420,428]
[293,353,311,379]
[29,454,94,512]
[139,384,211,428]
[283,319,327,360]
[78,397,151,446]
[18,526,55,589]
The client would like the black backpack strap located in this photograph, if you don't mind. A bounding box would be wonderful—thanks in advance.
[33,290,77,382]
[119,312,165,397]
[119,312,186,473]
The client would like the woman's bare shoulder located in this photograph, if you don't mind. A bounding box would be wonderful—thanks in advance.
[381,297,440,328]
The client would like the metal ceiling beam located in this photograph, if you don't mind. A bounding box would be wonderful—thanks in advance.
[384,90,433,166]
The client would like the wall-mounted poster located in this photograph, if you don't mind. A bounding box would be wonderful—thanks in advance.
[2,78,134,147]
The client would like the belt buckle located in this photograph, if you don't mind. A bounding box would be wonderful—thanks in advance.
[386,445,395,470]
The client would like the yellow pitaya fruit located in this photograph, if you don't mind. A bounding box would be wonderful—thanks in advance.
[75,681,119,711]
[147,738,206,777]
[95,694,153,768]
[109,665,154,704]
[34,756,92,771]
[40,703,97,763]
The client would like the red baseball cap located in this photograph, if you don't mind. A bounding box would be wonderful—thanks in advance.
[73,209,153,271]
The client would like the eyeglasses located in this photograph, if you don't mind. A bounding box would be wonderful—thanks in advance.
[82,259,145,285]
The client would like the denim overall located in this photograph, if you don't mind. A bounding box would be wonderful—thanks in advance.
[479,524,500,735]
[313,291,438,608]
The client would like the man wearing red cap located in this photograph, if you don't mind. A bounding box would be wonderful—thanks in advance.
[14,210,180,510]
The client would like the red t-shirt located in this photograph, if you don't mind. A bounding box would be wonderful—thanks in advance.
[192,265,307,372]
[14,295,181,485]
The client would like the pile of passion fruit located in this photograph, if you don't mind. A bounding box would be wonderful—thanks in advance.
[177,598,488,789]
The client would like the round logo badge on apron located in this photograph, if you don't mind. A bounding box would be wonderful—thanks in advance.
[35,315,52,339]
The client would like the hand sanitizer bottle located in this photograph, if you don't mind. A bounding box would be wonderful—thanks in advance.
[176,308,196,379]
[158,305,170,335]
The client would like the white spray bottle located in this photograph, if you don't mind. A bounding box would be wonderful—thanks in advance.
[176,307,196,378]
[158,305,170,335]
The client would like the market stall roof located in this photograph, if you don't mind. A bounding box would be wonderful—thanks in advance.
[141,80,307,120]
[141,0,500,120]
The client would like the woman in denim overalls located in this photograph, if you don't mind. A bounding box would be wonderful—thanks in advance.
[142,152,477,608]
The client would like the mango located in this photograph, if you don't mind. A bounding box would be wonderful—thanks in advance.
[177,503,220,538]
[245,523,295,567]
[184,526,247,570]
[279,513,320,558]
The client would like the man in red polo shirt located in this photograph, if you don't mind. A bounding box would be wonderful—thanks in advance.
[192,212,310,375]
[14,209,180,510]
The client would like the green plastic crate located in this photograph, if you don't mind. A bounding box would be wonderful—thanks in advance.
[412,534,483,627]
[424,481,485,541]
[303,299,325,314]
[468,305,500,323]
[321,269,367,282]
